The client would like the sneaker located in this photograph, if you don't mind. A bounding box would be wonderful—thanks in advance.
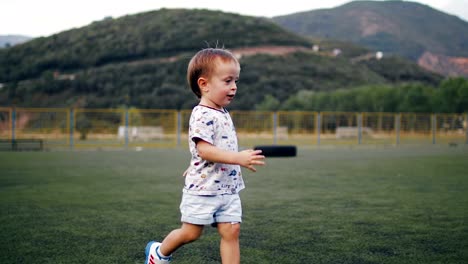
[145,241,172,264]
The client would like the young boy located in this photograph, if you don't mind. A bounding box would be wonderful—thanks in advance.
[145,48,265,264]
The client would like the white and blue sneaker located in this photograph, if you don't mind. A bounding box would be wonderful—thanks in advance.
[145,241,172,264]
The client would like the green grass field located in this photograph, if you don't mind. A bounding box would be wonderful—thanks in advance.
[1,146,468,263]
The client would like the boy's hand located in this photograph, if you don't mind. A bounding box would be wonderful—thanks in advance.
[196,141,265,172]
[239,149,265,172]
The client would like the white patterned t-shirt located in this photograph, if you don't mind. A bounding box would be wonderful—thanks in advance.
[183,105,244,195]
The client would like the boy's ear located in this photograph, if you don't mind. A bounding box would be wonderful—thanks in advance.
[198,77,208,92]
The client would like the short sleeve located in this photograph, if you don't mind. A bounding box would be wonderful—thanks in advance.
[189,107,216,145]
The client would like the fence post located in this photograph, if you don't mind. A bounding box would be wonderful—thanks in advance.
[395,113,400,145]
[465,113,468,145]
[316,112,321,145]
[125,108,129,149]
[432,114,437,145]
[11,107,16,142]
[70,108,74,150]
[358,113,363,145]
[177,111,181,147]
[273,112,277,145]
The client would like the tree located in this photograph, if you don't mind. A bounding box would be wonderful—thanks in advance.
[434,77,468,113]
[255,94,281,111]
[398,84,434,113]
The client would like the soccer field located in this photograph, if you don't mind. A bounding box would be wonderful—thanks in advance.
[1,146,467,263]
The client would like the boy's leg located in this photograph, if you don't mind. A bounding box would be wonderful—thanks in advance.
[146,223,203,264]
[159,222,204,256]
[217,222,241,264]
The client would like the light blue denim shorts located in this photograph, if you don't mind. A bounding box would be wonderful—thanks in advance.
[180,193,242,225]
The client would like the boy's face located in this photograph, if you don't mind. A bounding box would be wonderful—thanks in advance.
[198,58,240,109]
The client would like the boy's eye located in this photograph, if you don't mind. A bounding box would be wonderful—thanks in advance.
[224,78,238,84]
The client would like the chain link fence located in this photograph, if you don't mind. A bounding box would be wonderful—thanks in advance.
[0,107,466,150]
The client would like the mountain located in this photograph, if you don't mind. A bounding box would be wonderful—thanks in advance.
[272,1,468,77]
[0,8,442,110]
[0,9,310,83]
[0,35,32,48]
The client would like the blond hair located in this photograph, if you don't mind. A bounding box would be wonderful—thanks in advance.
[187,48,239,98]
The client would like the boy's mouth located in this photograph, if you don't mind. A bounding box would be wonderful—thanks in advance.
[227,94,235,99]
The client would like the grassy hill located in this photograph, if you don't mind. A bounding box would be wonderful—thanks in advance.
[0,8,443,110]
[0,8,309,83]
[273,1,468,60]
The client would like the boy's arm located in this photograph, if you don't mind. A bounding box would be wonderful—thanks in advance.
[196,140,265,172]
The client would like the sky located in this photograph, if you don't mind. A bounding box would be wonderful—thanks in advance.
[1,0,467,37]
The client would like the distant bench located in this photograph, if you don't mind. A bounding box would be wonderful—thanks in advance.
[336,127,373,139]
[0,139,44,151]
[118,126,164,141]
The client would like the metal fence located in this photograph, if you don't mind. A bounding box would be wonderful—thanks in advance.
[0,107,467,150]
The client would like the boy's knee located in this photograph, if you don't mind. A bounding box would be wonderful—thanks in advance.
[230,223,241,236]
[218,223,241,240]
[183,231,202,243]
[180,225,203,243]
